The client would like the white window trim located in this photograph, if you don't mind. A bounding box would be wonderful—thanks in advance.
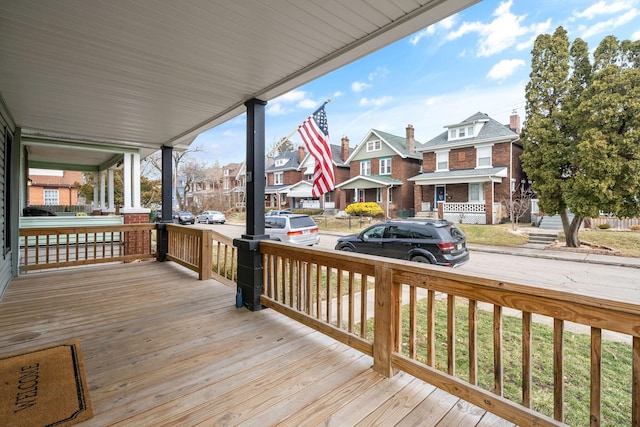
[469,183,485,202]
[476,145,493,168]
[44,189,59,205]
[366,140,382,152]
[436,150,449,172]
[360,160,371,176]
[379,158,391,175]
[274,172,283,185]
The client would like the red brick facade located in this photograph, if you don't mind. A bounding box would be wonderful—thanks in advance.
[28,170,83,205]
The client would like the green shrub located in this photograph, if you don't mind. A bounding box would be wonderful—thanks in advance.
[598,223,611,229]
[345,202,384,217]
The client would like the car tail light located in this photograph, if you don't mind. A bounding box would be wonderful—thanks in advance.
[436,241,455,252]
[287,227,318,236]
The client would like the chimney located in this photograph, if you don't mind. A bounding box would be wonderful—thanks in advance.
[341,136,350,161]
[406,124,415,154]
[298,145,305,163]
[509,110,521,133]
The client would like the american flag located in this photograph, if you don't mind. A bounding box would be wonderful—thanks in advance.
[298,103,335,198]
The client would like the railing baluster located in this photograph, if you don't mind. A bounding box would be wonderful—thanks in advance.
[554,318,564,422]
[409,286,417,359]
[494,305,503,396]
[469,299,478,385]
[427,289,435,367]
[633,337,639,427]
[360,274,368,338]
[348,271,355,333]
[326,266,332,323]
[336,268,343,327]
[447,294,455,376]
[522,311,532,407]
[590,327,602,427]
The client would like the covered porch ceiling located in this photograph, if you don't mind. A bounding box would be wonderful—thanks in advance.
[0,0,479,171]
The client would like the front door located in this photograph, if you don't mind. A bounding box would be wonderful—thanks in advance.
[435,186,445,206]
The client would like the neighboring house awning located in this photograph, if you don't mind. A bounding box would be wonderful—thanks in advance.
[286,181,314,198]
[337,175,403,190]
[265,185,291,194]
[224,186,245,195]
[408,167,508,185]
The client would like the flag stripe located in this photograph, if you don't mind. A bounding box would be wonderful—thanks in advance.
[298,104,334,198]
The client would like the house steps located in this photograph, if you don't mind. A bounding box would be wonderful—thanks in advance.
[526,231,558,246]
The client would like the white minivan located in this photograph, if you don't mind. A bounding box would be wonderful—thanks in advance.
[264,214,320,246]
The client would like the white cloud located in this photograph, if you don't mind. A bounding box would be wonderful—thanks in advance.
[487,59,526,80]
[272,90,307,103]
[574,0,634,19]
[351,81,372,92]
[298,98,319,109]
[633,29,640,39]
[580,8,639,38]
[444,0,552,57]
[359,96,392,107]
[368,67,389,81]
[332,90,344,98]
[267,102,288,116]
[409,15,458,45]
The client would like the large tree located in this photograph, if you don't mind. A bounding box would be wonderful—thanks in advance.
[521,27,640,247]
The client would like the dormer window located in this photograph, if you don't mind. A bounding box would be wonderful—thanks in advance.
[366,140,381,152]
[275,159,288,167]
[449,125,475,140]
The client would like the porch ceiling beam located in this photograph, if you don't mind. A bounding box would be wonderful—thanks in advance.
[28,160,100,172]
[23,137,141,154]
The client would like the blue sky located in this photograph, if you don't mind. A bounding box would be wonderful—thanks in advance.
[193,0,640,167]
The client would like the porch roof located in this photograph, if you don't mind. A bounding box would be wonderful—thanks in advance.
[0,0,479,169]
[336,174,403,190]
[409,166,508,185]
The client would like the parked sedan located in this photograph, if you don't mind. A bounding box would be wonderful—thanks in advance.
[197,210,226,224]
[335,219,469,267]
[173,211,195,225]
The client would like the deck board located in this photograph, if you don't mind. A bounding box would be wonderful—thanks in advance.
[0,261,509,426]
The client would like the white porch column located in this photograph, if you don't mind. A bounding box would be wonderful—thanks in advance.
[108,169,115,212]
[123,153,132,209]
[93,172,99,209]
[132,152,141,208]
[100,170,106,210]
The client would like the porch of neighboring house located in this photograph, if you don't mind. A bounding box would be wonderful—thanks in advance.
[8,223,640,426]
[1,261,512,426]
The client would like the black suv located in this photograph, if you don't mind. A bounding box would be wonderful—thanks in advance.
[335,219,469,267]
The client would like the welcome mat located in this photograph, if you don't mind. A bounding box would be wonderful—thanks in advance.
[0,341,93,427]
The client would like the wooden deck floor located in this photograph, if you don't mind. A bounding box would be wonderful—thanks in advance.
[0,262,514,426]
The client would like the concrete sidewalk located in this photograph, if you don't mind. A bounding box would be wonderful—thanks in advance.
[468,242,640,269]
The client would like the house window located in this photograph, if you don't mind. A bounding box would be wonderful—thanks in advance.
[358,189,365,202]
[274,172,283,185]
[366,140,381,152]
[44,189,59,205]
[360,160,371,176]
[469,183,485,202]
[389,187,393,203]
[458,127,466,138]
[449,129,456,139]
[275,159,288,167]
[224,169,230,176]
[376,188,382,203]
[467,125,474,137]
[436,151,449,171]
[476,146,492,168]
[379,158,391,175]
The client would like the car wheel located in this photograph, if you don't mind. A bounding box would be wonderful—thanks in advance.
[411,255,431,263]
[206,218,211,224]
[339,246,353,252]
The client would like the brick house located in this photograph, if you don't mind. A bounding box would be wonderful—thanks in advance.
[292,136,354,211]
[336,125,422,218]
[27,169,83,207]
[409,112,523,224]
[222,161,245,209]
[265,148,305,210]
